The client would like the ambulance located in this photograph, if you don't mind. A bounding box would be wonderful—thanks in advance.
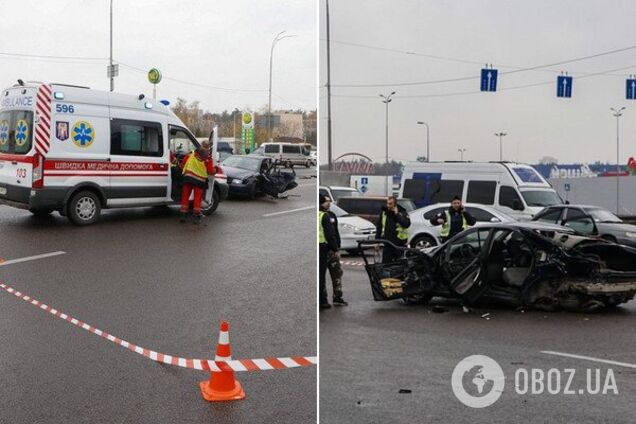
[0,81,228,225]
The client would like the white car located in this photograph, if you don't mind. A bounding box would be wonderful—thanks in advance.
[329,203,376,254]
[408,203,516,248]
[319,185,362,202]
[309,150,317,166]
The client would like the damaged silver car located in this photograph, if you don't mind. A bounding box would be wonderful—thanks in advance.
[360,222,636,311]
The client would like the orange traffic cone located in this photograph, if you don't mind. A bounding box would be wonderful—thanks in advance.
[200,320,246,402]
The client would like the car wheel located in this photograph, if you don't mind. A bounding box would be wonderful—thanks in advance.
[402,294,433,305]
[247,182,257,200]
[201,188,220,216]
[411,234,437,249]
[68,191,101,225]
[601,234,617,243]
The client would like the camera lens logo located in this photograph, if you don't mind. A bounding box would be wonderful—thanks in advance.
[452,355,505,408]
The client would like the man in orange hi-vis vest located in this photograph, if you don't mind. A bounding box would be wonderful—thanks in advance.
[179,140,216,224]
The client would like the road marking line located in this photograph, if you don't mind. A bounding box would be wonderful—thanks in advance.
[0,251,66,267]
[263,206,314,217]
[541,351,636,369]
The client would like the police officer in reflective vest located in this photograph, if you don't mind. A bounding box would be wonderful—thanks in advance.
[179,141,215,224]
[319,195,347,308]
[430,195,476,242]
[374,196,411,263]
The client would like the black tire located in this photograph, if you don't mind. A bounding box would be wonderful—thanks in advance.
[601,234,617,243]
[202,188,220,216]
[411,234,437,249]
[247,182,257,200]
[29,208,53,216]
[402,294,433,305]
[67,190,101,226]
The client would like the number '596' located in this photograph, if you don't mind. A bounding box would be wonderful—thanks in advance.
[55,104,75,113]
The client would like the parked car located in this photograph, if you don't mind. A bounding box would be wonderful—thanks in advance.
[319,185,362,202]
[222,155,297,199]
[329,203,376,254]
[408,203,517,248]
[532,204,636,247]
[360,222,636,311]
[336,196,416,223]
[309,150,317,166]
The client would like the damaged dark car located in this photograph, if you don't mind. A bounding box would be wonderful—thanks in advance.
[360,222,636,312]
[222,155,298,199]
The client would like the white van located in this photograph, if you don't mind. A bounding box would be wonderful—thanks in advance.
[0,81,228,225]
[259,142,312,168]
[399,162,563,220]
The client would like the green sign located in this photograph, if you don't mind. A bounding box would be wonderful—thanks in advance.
[241,127,255,154]
[147,68,162,84]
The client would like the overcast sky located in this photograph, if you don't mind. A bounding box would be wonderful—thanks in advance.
[0,0,316,113]
[319,0,636,165]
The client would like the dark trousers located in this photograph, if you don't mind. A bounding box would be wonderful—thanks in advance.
[326,251,344,300]
[319,244,329,305]
[382,240,406,263]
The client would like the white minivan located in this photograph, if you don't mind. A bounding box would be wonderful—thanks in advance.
[399,161,563,220]
[0,81,228,225]
[259,142,313,168]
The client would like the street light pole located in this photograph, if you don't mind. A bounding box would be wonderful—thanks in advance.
[109,0,114,92]
[380,91,396,196]
[416,121,430,162]
[325,0,333,170]
[458,148,467,161]
[268,31,296,142]
[494,132,507,161]
[611,107,626,214]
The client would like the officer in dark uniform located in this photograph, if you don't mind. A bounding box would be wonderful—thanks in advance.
[319,195,346,308]
[374,196,411,263]
[430,195,476,242]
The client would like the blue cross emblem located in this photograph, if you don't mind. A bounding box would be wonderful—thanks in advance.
[0,121,8,145]
[15,120,28,146]
[72,122,94,147]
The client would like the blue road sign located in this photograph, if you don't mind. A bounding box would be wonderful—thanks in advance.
[557,76,573,98]
[480,68,498,92]
[361,177,368,184]
[626,79,636,100]
[360,185,368,194]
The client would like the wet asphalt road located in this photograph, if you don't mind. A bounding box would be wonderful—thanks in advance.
[320,255,636,424]
[0,168,317,424]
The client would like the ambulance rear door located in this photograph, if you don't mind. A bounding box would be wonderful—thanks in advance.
[0,86,37,205]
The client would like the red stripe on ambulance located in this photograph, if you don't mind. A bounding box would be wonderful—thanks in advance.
[35,83,52,155]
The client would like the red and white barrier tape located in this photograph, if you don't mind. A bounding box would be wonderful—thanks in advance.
[0,282,316,372]
[341,260,365,267]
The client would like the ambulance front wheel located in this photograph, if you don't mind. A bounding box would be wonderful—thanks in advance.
[68,191,101,225]
[201,189,220,216]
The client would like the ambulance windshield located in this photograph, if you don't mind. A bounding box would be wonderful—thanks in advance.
[0,110,33,155]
